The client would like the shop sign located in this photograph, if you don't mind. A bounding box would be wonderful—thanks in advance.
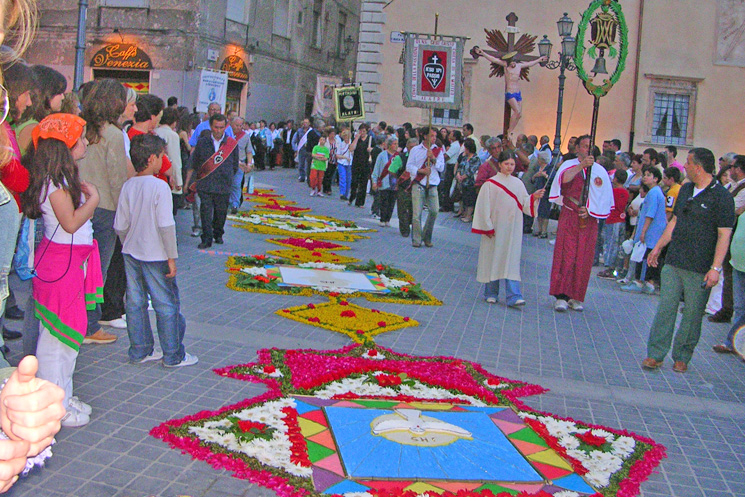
[220,55,249,81]
[91,43,153,70]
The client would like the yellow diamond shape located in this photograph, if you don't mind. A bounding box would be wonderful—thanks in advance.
[527,449,574,471]
[297,417,326,437]
[408,402,455,411]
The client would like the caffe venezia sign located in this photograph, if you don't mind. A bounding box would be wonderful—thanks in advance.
[91,43,152,70]
[220,55,249,81]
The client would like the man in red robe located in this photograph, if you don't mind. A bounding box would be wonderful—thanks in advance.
[548,135,613,312]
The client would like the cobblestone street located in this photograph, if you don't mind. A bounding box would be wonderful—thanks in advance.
[5,167,745,497]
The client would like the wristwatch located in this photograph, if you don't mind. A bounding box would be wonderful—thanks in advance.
[711,266,723,273]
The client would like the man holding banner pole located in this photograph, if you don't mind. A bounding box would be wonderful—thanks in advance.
[407,127,445,248]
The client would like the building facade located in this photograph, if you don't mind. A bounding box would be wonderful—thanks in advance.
[355,0,745,156]
[27,0,361,122]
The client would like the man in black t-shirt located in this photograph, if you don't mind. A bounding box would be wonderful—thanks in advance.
[642,148,735,373]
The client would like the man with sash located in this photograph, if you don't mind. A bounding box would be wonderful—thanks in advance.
[189,113,239,249]
[548,134,613,312]
[406,127,445,248]
[228,116,254,214]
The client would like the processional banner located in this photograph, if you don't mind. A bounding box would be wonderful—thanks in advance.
[402,33,467,109]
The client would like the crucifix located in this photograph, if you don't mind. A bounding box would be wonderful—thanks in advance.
[471,13,546,136]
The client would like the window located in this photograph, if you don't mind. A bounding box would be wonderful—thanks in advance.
[99,0,148,6]
[432,108,462,127]
[312,0,323,48]
[273,0,290,37]
[337,12,347,57]
[227,0,251,25]
[645,75,700,146]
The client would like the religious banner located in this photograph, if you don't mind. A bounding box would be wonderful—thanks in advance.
[333,85,365,121]
[402,33,467,109]
[313,75,342,118]
[196,69,228,113]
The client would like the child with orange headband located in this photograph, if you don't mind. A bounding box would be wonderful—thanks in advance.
[21,113,103,428]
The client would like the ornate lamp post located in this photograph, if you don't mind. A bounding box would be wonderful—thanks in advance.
[537,13,577,168]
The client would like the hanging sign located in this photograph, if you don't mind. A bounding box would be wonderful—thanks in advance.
[90,43,152,70]
[196,69,228,113]
[313,75,342,118]
[402,33,467,109]
[333,86,365,121]
[220,55,249,81]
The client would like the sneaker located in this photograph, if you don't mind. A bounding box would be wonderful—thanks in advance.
[98,317,127,329]
[568,299,584,311]
[554,299,569,312]
[617,276,631,285]
[510,299,526,307]
[597,269,616,280]
[379,221,386,227]
[317,192,325,197]
[642,282,656,295]
[133,350,164,364]
[310,191,315,196]
[164,352,199,368]
[486,297,497,304]
[190,229,202,237]
[620,282,643,293]
[61,408,90,427]
[68,396,92,416]
[83,329,118,344]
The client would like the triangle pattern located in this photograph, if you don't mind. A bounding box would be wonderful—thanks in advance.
[491,408,524,424]
[330,400,364,408]
[358,480,414,494]
[553,474,597,494]
[499,483,546,492]
[430,481,484,492]
[311,466,344,492]
[295,399,318,415]
[531,461,573,480]
[300,408,329,427]
[512,439,550,456]
[308,429,337,450]
[528,449,574,470]
[298,418,326,438]
[405,482,443,494]
[509,427,550,448]
[474,483,519,495]
[314,452,345,476]
[492,419,526,435]
[323,480,370,495]
[448,406,469,412]
[306,440,336,464]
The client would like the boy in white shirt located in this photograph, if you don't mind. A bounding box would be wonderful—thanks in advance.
[114,134,198,368]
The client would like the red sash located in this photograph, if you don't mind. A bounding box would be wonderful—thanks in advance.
[409,146,441,190]
[187,137,238,199]
[376,152,399,188]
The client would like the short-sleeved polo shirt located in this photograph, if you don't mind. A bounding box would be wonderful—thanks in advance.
[666,180,735,274]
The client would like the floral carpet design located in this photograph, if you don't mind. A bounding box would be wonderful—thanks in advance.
[227,212,374,241]
[151,345,666,497]
[266,248,361,264]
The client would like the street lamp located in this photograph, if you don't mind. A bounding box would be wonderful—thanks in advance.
[538,13,578,169]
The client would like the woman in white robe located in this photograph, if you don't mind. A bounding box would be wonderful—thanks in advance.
[472,151,544,306]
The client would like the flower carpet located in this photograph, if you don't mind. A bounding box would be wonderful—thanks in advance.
[227,212,374,241]
[151,345,666,497]
[266,249,361,264]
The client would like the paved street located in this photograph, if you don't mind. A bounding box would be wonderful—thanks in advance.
[5,167,745,497]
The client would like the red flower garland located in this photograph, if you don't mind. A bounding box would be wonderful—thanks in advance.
[577,431,609,447]
[281,407,311,468]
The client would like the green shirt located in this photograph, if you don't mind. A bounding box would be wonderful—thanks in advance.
[388,155,403,175]
[311,145,329,171]
[731,212,745,272]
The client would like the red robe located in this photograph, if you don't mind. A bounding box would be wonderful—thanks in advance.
[549,171,598,302]
[127,127,172,183]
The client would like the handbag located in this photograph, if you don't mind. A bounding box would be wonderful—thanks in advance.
[548,204,561,221]
[450,183,463,203]
[630,241,647,263]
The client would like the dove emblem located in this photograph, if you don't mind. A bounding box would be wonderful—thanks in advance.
[371,409,473,447]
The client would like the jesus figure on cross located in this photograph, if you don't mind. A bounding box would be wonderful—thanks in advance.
[474,47,546,136]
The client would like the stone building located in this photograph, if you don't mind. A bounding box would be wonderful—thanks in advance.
[27,0,361,121]
[356,0,745,155]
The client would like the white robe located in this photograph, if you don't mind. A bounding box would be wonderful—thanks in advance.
[548,158,614,219]
[472,173,536,282]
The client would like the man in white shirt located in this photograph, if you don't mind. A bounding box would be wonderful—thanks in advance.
[407,127,445,247]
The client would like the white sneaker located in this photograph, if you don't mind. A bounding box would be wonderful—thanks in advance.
[61,408,90,428]
[134,350,164,364]
[68,396,92,416]
[568,299,584,312]
[317,192,325,197]
[190,229,202,237]
[511,299,526,307]
[98,317,127,329]
[164,352,199,368]
[554,299,569,312]
[486,297,497,304]
[310,191,315,196]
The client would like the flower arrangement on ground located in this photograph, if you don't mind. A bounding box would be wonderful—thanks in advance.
[227,212,374,241]
[266,238,351,252]
[266,248,360,264]
[151,345,665,497]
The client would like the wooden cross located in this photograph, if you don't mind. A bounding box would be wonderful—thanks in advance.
[471,12,540,135]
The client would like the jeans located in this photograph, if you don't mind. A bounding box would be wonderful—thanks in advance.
[484,279,523,306]
[594,219,606,265]
[647,264,710,364]
[602,222,624,269]
[338,163,351,197]
[725,268,745,347]
[101,237,126,321]
[297,150,308,180]
[190,193,202,231]
[0,185,20,367]
[229,169,244,209]
[199,191,229,244]
[123,254,186,365]
[86,207,117,334]
[411,184,439,245]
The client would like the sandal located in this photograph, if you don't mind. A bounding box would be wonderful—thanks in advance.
[461,217,472,223]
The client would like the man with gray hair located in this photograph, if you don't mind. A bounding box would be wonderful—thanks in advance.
[189,102,235,147]
[229,116,254,214]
